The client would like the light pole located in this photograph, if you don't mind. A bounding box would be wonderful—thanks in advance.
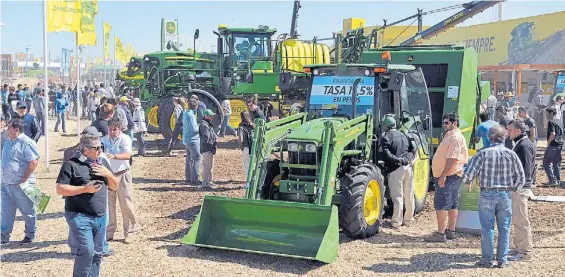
[25,45,32,75]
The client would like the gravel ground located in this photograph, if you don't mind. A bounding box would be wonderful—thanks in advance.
[1,118,564,277]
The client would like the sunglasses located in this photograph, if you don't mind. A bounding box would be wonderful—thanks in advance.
[18,107,27,110]
[89,146,102,151]
[443,121,451,125]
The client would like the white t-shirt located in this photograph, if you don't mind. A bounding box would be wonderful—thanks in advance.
[101,133,132,173]
[222,100,231,115]
[554,104,562,120]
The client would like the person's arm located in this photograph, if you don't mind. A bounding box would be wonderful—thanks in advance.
[529,126,537,142]
[513,152,526,190]
[438,140,462,188]
[31,117,41,141]
[199,123,210,145]
[548,122,556,144]
[18,142,40,185]
[381,136,406,165]
[91,162,119,191]
[461,152,481,188]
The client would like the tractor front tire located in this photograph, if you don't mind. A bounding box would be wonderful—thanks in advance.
[260,160,283,200]
[340,163,386,239]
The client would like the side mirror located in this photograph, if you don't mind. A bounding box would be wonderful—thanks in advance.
[194,29,200,40]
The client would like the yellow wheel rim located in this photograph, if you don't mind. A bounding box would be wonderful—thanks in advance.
[413,147,430,203]
[148,106,159,128]
[364,180,381,226]
[170,112,182,140]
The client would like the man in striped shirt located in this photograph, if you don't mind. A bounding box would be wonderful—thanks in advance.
[462,125,525,268]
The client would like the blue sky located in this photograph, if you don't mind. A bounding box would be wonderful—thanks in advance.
[1,0,565,62]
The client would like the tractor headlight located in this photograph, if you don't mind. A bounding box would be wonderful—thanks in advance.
[304,143,317,153]
[313,69,319,76]
[235,75,241,81]
[364,69,371,76]
[287,142,298,152]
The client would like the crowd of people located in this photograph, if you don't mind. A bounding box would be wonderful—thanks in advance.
[1,80,563,275]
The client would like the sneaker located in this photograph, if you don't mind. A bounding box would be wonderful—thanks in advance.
[445,229,457,240]
[542,181,558,187]
[102,250,114,257]
[496,261,510,268]
[424,232,447,243]
[508,249,520,256]
[1,238,9,245]
[383,221,401,229]
[475,261,494,268]
[20,237,33,244]
[508,253,532,261]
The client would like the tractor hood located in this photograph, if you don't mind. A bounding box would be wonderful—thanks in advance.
[286,117,348,142]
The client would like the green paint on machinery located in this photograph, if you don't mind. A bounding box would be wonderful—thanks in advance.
[181,62,436,263]
[361,45,484,147]
[130,24,335,140]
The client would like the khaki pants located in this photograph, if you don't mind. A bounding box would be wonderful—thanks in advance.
[202,152,214,185]
[242,147,250,180]
[511,189,533,254]
[107,170,137,239]
[388,165,415,227]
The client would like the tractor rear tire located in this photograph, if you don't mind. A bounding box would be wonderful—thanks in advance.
[157,97,175,143]
[340,163,385,239]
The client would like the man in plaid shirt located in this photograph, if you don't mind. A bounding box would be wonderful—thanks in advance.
[462,125,525,268]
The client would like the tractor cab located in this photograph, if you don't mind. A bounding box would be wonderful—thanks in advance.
[216,25,276,84]
[126,56,143,78]
[304,62,433,157]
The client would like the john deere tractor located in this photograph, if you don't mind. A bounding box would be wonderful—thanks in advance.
[181,57,434,263]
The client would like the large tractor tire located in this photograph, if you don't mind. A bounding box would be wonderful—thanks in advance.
[146,105,160,133]
[413,147,430,214]
[340,163,386,239]
[259,160,286,200]
[157,97,175,143]
[190,89,224,134]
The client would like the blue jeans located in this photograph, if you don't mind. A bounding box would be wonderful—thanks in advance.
[1,183,37,241]
[55,112,66,132]
[185,142,202,184]
[220,114,236,136]
[478,191,512,264]
[64,212,106,277]
[543,145,562,183]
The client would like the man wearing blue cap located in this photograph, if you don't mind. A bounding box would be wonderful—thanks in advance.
[11,101,41,142]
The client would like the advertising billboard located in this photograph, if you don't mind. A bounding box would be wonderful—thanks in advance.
[424,11,565,67]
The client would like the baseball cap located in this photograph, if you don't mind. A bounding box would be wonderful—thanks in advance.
[203,109,216,116]
[119,96,129,102]
[82,126,103,137]
[16,101,27,109]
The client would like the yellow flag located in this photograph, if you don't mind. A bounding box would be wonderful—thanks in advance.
[103,21,112,58]
[76,0,98,46]
[115,36,126,64]
[47,0,82,32]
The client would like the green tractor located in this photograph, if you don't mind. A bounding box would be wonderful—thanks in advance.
[181,61,434,263]
[181,43,488,263]
[138,50,223,141]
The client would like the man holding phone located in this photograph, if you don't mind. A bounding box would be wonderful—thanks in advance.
[56,134,118,277]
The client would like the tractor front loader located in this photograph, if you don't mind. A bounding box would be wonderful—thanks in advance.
[182,58,433,264]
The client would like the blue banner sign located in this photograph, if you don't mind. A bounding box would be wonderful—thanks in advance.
[310,76,375,105]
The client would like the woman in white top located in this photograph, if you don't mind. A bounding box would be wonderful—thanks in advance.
[131,98,147,156]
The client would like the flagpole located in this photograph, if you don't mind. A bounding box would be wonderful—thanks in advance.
[113,35,116,90]
[75,35,81,136]
[42,0,50,171]
[103,21,106,87]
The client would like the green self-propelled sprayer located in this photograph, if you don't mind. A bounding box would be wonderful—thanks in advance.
[181,51,434,263]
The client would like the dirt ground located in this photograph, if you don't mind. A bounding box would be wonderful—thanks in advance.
[1,118,564,277]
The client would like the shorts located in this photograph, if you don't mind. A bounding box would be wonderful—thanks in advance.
[434,175,462,211]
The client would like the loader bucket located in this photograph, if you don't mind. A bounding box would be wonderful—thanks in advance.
[181,195,339,263]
